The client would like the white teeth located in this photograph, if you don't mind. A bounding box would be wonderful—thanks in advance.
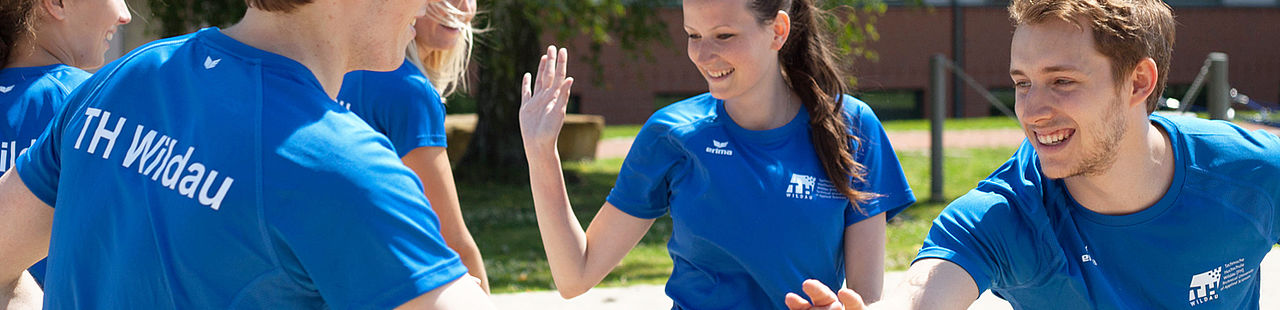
[1036,131,1071,145]
[708,68,733,78]
[106,33,113,41]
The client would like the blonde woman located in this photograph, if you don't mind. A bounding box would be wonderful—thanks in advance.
[336,0,489,292]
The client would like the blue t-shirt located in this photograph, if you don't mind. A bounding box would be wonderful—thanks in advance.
[336,60,447,157]
[607,93,916,309]
[1,64,90,171]
[916,114,1280,309]
[15,28,467,308]
[1,64,91,286]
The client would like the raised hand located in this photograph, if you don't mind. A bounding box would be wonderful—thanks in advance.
[519,45,575,157]
[785,279,869,310]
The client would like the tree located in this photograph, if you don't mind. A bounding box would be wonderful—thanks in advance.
[458,0,671,182]
[141,0,891,182]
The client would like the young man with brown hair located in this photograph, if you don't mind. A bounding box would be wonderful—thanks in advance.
[0,0,493,308]
[787,0,1280,308]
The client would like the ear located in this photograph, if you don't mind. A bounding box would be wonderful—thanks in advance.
[39,0,69,21]
[771,10,791,51]
[1126,57,1158,109]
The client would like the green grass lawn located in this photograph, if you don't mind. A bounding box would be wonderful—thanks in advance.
[459,145,1017,293]
[601,116,1020,140]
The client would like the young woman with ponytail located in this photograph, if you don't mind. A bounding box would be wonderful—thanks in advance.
[334,0,490,293]
[518,0,914,308]
[1,0,130,287]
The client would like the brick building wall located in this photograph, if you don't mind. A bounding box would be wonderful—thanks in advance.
[563,6,1280,124]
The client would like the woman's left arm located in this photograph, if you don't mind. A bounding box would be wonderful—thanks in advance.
[843,212,886,304]
[401,146,489,293]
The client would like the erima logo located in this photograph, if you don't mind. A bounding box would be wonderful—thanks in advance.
[704,139,733,156]
[203,56,221,69]
[0,85,13,93]
[1189,267,1221,306]
[1080,246,1097,266]
[786,173,816,199]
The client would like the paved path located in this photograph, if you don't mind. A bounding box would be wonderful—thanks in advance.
[493,249,1280,309]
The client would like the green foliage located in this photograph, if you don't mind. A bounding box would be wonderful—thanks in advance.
[147,0,246,37]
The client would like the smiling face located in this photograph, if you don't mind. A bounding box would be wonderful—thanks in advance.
[57,0,131,69]
[1010,18,1134,179]
[414,0,475,53]
[682,0,783,101]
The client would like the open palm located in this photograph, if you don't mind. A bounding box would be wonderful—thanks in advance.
[519,45,575,156]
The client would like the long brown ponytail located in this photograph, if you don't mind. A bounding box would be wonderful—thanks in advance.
[749,0,876,210]
[1,0,37,69]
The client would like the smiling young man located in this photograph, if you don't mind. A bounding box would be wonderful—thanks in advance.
[785,0,1280,309]
[0,0,493,308]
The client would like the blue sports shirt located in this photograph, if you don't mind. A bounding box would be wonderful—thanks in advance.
[1,64,91,286]
[916,114,1280,309]
[337,60,448,157]
[607,93,916,309]
[15,28,467,308]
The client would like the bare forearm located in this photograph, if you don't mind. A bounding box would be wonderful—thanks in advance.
[442,230,488,293]
[525,150,596,295]
[874,259,979,310]
[844,214,887,304]
[411,151,490,293]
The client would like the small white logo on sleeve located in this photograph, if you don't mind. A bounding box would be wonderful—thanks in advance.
[1189,267,1221,306]
[786,174,816,199]
[203,56,221,69]
[0,85,13,93]
[705,139,733,156]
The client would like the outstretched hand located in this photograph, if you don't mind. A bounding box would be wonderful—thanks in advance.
[518,45,575,157]
[785,279,869,310]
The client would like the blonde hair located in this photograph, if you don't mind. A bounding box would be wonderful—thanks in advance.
[408,0,475,98]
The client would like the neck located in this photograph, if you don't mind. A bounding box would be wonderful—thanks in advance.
[223,8,349,99]
[5,33,64,69]
[1064,116,1175,215]
[723,71,801,130]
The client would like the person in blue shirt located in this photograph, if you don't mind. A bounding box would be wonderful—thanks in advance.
[1,0,132,287]
[786,0,1280,309]
[0,0,494,308]
[337,0,489,292]
[518,0,915,308]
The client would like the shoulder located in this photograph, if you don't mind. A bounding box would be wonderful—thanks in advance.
[836,95,886,136]
[1156,113,1280,170]
[41,65,92,94]
[643,93,720,137]
[945,142,1052,225]
[268,111,409,189]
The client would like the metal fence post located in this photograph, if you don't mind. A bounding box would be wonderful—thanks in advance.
[930,54,946,203]
[1208,52,1229,120]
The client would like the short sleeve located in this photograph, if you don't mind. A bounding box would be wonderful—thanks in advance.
[606,120,685,219]
[913,189,1051,293]
[15,81,87,206]
[843,97,916,225]
[266,128,466,308]
[374,77,448,157]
